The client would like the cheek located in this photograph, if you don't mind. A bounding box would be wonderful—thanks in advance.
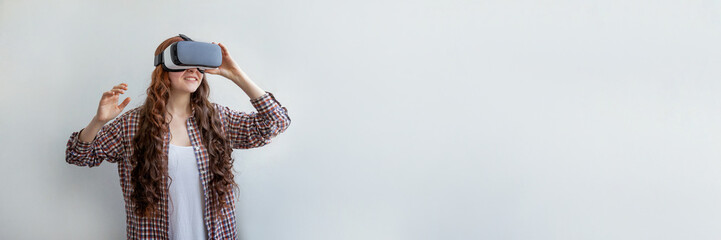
[168,73,182,81]
[170,74,187,86]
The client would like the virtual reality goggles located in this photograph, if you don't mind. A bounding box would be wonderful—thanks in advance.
[153,34,222,73]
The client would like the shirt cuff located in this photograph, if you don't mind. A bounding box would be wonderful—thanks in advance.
[70,128,93,152]
[250,91,282,114]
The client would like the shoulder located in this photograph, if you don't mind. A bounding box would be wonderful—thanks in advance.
[211,102,222,109]
[211,102,231,113]
[122,106,143,120]
[210,102,225,115]
[210,102,247,121]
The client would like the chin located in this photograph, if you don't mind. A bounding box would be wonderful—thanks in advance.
[186,85,199,91]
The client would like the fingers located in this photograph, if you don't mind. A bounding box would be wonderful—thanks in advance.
[217,42,227,51]
[118,97,131,109]
[103,89,125,97]
[212,42,229,56]
[109,83,128,95]
[101,83,128,99]
[112,83,128,91]
[204,68,220,75]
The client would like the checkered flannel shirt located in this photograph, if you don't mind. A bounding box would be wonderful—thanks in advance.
[66,91,291,239]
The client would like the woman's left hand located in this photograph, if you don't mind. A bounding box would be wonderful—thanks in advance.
[204,42,242,80]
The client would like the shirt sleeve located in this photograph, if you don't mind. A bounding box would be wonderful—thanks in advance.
[65,115,126,167]
[214,91,291,149]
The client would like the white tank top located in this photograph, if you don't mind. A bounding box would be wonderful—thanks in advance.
[167,144,208,240]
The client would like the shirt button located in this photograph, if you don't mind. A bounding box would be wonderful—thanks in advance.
[195,146,200,151]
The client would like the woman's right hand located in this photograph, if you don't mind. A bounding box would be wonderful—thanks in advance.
[95,83,131,123]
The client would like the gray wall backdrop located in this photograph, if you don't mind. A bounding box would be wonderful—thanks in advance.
[2,0,721,239]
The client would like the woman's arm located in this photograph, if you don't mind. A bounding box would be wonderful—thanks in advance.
[79,116,107,142]
[205,42,291,148]
[230,67,266,101]
[214,92,291,149]
[66,83,131,167]
[66,115,126,167]
[203,42,265,100]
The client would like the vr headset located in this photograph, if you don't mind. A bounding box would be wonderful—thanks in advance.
[153,34,222,73]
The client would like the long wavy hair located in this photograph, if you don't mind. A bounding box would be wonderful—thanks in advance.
[130,36,239,218]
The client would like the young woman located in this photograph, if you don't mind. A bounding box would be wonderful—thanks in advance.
[65,35,291,239]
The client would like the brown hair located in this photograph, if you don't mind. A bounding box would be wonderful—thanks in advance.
[130,36,239,218]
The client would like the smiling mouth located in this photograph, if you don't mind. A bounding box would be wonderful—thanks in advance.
[184,77,198,81]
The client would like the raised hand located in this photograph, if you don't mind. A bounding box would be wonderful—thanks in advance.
[204,42,242,80]
[95,83,131,123]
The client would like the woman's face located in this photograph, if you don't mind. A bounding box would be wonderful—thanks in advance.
[167,68,203,94]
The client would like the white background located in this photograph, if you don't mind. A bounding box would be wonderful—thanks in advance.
[1,0,721,239]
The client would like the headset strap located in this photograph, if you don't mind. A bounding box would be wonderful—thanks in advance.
[179,34,193,41]
[154,34,194,66]
[154,54,162,66]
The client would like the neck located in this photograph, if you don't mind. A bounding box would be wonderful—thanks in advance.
[166,91,192,117]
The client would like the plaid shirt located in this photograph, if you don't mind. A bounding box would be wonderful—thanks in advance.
[65,91,291,239]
